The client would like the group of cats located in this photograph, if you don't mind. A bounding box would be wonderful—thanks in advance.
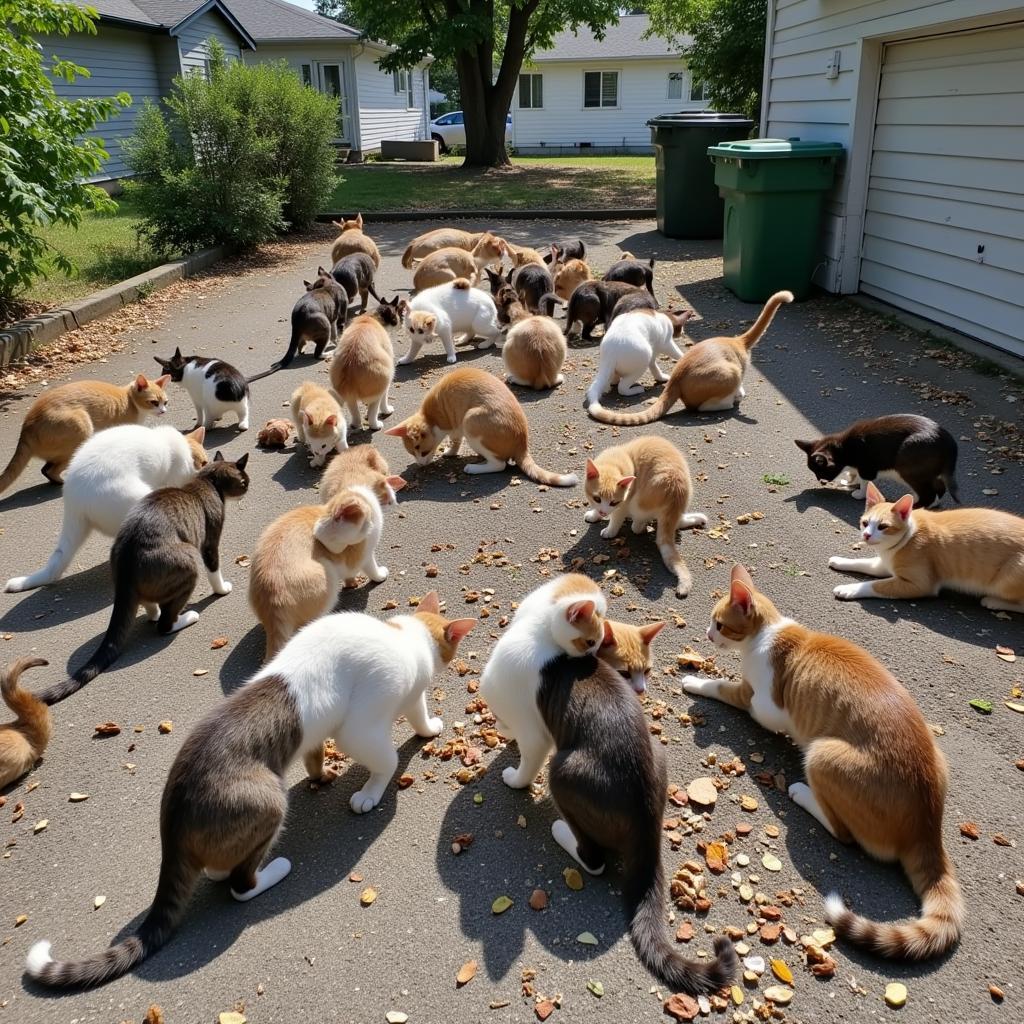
[1,216,1022,997]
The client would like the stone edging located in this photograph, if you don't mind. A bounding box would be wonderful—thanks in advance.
[0,245,228,370]
[317,209,656,224]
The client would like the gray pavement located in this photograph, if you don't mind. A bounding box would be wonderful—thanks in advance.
[1,220,1022,1024]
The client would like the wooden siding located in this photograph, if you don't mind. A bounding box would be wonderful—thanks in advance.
[176,9,243,77]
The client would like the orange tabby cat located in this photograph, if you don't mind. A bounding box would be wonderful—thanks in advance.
[553,258,591,300]
[588,291,792,425]
[0,374,170,495]
[1,657,51,789]
[320,445,406,506]
[290,382,347,466]
[584,436,706,597]
[830,482,1024,612]
[599,620,665,693]
[328,303,397,431]
[682,564,963,960]
[384,367,577,486]
[330,213,380,267]
[495,284,566,390]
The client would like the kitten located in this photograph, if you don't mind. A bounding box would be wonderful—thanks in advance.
[402,227,491,268]
[494,286,566,390]
[328,298,400,431]
[0,374,170,496]
[480,573,607,789]
[603,256,656,297]
[320,444,406,507]
[589,290,793,424]
[682,564,964,959]
[38,452,249,704]
[538,652,738,992]
[4,424,208,594]
[599,620,666,694]
[153,348,249,431]
[412,236,506,291]
[280,270,348,368]
[830,482,1024,612]
[329,252,382,314]
[249,484,389,660]
[330,212,381,267]
[0,658,51,789]
[586,309,691,407]
[584,436,707,597]
[291,381,347,466]
[796,414,960,508]
[543,239,586,264]
[553,258,591,300]
[506,243,546,268]
[24,593,475,989]
[399,279,502,364]
[564,280,649,340]
[384,367,578,486]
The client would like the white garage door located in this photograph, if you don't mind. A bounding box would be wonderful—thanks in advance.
[861,25,1024,357]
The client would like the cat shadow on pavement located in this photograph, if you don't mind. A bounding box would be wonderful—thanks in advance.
[0,562,114,631]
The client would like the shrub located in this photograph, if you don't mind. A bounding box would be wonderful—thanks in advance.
[125,43,339,254]
[0,0,130,303]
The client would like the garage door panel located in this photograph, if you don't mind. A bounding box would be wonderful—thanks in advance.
[879,58,1024,100]
[864,193,1024,252]
[875,93,1024,128]
[882,25,1024,64]
[870,152,1023,195]
[869,175,1024,214]
[873,123,1024,161]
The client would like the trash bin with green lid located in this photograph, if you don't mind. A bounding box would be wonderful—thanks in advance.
[648,113,754,239]
[707,138,843,301]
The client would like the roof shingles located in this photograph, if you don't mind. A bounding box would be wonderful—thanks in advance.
[531,14,687,63]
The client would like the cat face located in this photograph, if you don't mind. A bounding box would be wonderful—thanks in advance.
[375,297,402,327]
[384,415,443,465]
[152,348,189,383]
[302,410,342,459]
[405,311,437,340]
[131,373,171,416]
[315,492,372,552]
[707,565,761,649]
[550,598,607,658]
[584,459,635,519]
[860,483,914,547]
[205,451,249,497]
[794,438,841,483]
[600,620,665,693]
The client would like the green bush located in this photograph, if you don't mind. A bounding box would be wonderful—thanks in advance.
[0,0,130,303]
[125,42,339,255]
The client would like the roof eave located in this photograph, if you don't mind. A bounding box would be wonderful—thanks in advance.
[529,53,683,63]
[170,0,258,51]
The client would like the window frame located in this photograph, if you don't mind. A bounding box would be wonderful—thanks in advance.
[393,68,414,108]
[300,63,312,87]
[582,69,619,110]
[518,72,543,110]
[667,71,683,101]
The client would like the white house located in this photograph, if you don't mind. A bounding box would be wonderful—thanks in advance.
[41,0,431,183]
[511,14,704,153]
[761,0,1024,358]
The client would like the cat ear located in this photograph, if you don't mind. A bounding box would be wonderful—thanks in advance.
[155,374,171,388]
[585,458,599,481]
[731,563,756,593]
[324,414,338,428]
[331,220,344,230]
[332,502,361,522]
[213,450,224,462]
[317,265,329,277]
[418,590,440,614]
[566,599,596,624]
[135,373,149,390]
[173,346,182,359]
[386,475,407,491]
[303,280,313,290]
[355,212,363,228]
[601,619,616,647]
[892,494,915,521]
[794,438,815,454]
[729,579,754,617]
[186,425,205,443]
[445,618,476,645]
[639,621,666,644]
[234,452,249,472]
[616,475,636,491]
[383,422,409,437]
[153,355,170,369]
[864,481,885,507]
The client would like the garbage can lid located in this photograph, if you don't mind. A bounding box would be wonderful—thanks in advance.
[707,138,844,159]
[647,112,755,128]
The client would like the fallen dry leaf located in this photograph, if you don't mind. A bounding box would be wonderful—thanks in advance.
[771,959,794,983]
[996,645,1016,663]
[158,720,173,734]
[993,833,1012,847]
[563,867,584,891]
[143,1005,165,1024]
[193,668,208,677]
[675,921,694,942]
[960,821,981,840]
[15,914,27,926]
[359,887,378,906]
[989,984,1004,1002]
[94,722,121,737]
[397,773,415,789]
[211,635,229,650]
[884,982,907,1008]
[456,959,478,986]
[535,999,555,1021]
[218,1014,246,1024]
[704,841,729,874]
[664,992,699,1021]
[492,895,513,914]
[33,819,48,834]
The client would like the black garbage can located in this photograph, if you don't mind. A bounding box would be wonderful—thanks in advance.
[648,112,754,238]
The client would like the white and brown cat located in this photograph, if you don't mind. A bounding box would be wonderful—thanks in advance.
[291,382,347,466]
[830,482,1024,612]
[600,619,666,694]
[682,564,964,960]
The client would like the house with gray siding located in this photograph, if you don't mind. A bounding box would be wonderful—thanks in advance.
[44,0,431,184]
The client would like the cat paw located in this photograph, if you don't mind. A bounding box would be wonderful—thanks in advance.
[369,566,389,583]
[350,789,382,814]
[828,556,852,572]
[4,576,30,594]
[675,581,691,598]
[422,716,444,737]
[143,602,160,622]
[501,765,531,790]
[204,867,230,881]
[397,355,413,365]
[213,580,233,596]
[788,781,812,804]
[584,509,601,523]
[382,405,395,416]
[600,525,619,539]
[170,609,200,632]
[368,419,382,430]
[681,674,712,695]
[446,354,458,364]
[231,857,291,901]
[833,583,863,601]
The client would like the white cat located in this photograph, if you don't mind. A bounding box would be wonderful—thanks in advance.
[585,309,690,408]
[4,424,208,593]
[399,279,501,365]
[479,574,608,790]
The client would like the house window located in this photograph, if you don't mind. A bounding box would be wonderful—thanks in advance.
[583,70,618,108]
[519,73,543,109]
[690,78,707,103]
[667,72,683,100]
[393,69,414,107]
[300,64,312,87]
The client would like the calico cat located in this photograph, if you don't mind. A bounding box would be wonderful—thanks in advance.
[328,299,400,431]
[291,381,347,466]
[830,482,1024,612]
[384,367,578,486]
[320,444,406,506]
[4,425,208,594]
[563,280,651,340]
[281,271,348,367]
[586,309,691,407]
[494,285,566,389]
[25,594,475,989]
[603,257,656,297]
[0,374,170,496]
[153,348,249,431]
[480,573,607,788]
[796,414,960,508]
[402,227,492,267]
[249,484,389,660]
[584,436,707,597]
[538,652,738,993]
[329,213,381,268]
[400,279,502,364]
[412,236,507,291]
[682,564,964,959]
[329,252,382,313]
[0,658,51,789]
[599,620,666,694]
[588,290,793,424]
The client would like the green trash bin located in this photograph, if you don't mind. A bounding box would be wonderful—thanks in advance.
[708,138,843,301]
[648,113,754,239]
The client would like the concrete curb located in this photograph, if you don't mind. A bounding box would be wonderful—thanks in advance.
[317,209,656,224]
[0,245,229,370]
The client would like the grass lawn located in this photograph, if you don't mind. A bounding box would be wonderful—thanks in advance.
[326,154,655,213]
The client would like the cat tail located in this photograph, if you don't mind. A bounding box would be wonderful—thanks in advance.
[623,839,737,994]
[1,657,50,751]
[246,365,282,384]
[740,290,795,351]
[517,451,579,488]
[26,851,199,988]
[588,381,677,426]
[539,292,562,317]
[0,431,32,496]
[825,846,963,960]
[401,244,416,269]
